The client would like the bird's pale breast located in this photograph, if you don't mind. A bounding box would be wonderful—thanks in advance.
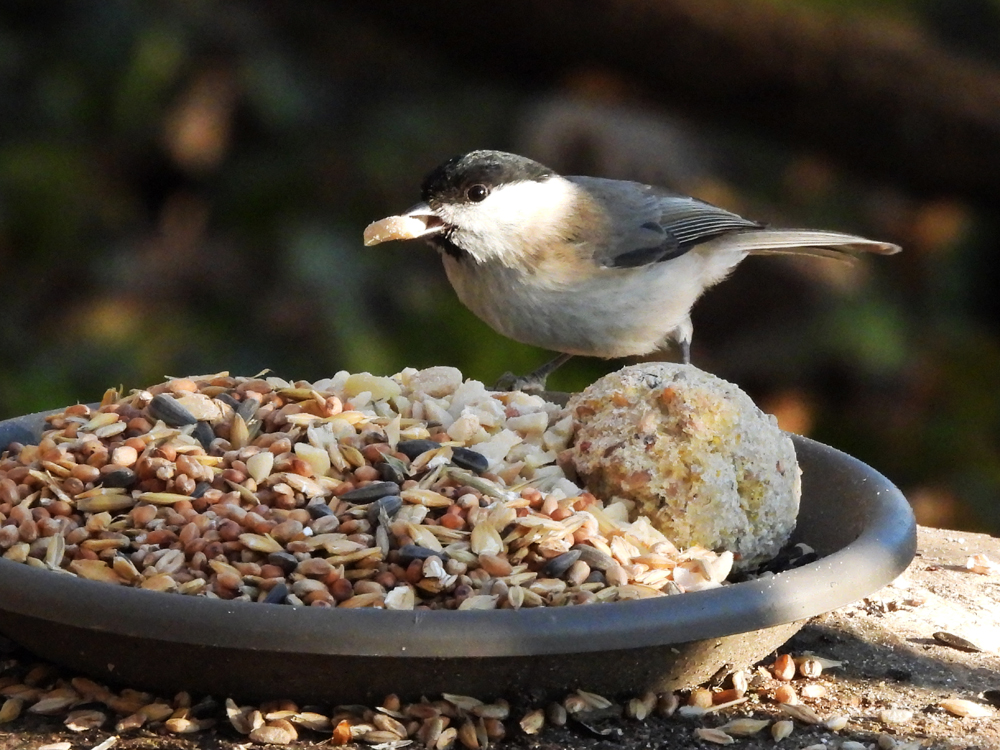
[441,245,744,358]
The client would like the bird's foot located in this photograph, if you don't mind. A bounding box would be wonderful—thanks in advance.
[492,371,549,394]
[492,353,574,394]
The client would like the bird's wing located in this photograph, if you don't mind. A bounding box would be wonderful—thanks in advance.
[569,177,900,268]
[569,177,762,269]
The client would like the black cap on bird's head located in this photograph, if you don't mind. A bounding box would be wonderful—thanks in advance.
[420,150,555,209]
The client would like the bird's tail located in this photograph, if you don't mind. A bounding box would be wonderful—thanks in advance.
[711,229,900,261]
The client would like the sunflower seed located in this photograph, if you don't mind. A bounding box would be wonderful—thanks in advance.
[398,544,448,564]
[933,631,982,653]
[340,482,401,504]
[450,447,488,474]
[367,495,403,527]
[192,422,215,449]
[237,398,259,422]
[148,394,197,426]
[571,544,616,571]
[378,458,406,484]
[267,551,299,575]
[263,582,289,605]
[99,466,136,489]
[541,550,581,578]
[396,439,440,460]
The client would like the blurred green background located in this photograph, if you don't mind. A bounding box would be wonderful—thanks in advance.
[2,0,999,534]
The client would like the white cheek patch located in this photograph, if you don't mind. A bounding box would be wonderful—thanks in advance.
[445,177,578,265]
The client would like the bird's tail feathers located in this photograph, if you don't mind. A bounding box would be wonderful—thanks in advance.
[713,229,900,262]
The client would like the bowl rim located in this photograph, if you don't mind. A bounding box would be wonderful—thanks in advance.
[0,416,917,659]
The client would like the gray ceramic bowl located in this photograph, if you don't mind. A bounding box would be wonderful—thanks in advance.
[0,408,916,703]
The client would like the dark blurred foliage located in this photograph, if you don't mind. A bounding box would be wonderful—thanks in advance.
[1,1,999,534]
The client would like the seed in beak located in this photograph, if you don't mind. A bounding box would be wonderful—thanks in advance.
[363,205,445,246]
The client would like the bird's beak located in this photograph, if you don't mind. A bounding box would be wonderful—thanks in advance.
[401,202,447,235]
[363,202,446,247]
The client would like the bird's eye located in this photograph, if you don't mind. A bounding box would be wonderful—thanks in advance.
[466,184,489,203]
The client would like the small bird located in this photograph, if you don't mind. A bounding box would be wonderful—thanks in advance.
[365,150,900,389]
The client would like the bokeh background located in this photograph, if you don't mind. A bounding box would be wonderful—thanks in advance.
[2,0,999,534]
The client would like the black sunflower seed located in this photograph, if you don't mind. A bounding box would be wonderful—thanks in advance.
[147,394,197,427]
[396,439,440,459]
[339,481,400,504]
[451,446,489,474]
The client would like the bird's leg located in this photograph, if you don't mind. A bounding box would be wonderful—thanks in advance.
[679,339,691,365]
[493,352,574,394]
[674,317,693,365]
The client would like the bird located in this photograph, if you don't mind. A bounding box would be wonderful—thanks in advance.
[364,149,900,390]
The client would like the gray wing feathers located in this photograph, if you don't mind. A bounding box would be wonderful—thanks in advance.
[567,176,900,266]
[570,177,762,267]
[652,195,762,247]
[666,213,762,246]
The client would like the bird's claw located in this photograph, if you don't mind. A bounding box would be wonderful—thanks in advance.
[492,371,548,394]
[493,353,573,394]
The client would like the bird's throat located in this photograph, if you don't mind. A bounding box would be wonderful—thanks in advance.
[428,232,469,262]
